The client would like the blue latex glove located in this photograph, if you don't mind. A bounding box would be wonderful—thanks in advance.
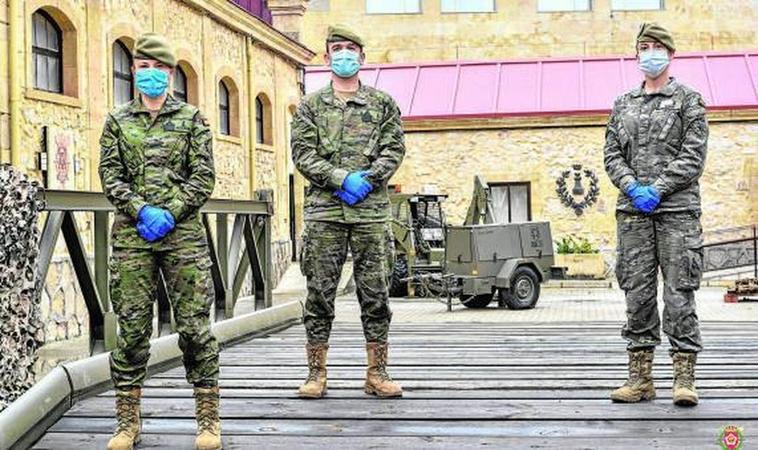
[335,189,361,206]
[342,171,373,200]
[137,206,175,242]
[629,185,661,214]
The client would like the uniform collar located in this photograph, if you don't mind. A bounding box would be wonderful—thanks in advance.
[632,77,677,98]
[128,94,183,116]
[322,81,369,106]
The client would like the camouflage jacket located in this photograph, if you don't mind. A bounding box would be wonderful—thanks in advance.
[604,78,708,214]
[99,95,215,249]
[291,83,406,223]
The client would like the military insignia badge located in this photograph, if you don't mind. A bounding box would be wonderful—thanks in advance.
[718,425,744,450]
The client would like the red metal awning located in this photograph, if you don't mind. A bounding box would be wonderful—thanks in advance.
[305,51,758,120]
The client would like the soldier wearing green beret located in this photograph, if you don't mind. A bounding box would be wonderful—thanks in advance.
[292,24,405,399]
[100,33,221,450]
[605,23,708,407]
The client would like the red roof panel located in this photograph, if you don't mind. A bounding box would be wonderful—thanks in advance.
[305,51,758,120]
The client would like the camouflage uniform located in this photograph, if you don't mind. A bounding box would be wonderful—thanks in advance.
[604,78,707,354]
[292,83,405,344]
[99,94,219,388]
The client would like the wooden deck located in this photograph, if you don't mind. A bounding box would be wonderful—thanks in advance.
[34,321,758,449]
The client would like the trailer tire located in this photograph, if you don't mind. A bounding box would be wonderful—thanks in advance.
[500,266,540,310]
[461,293,493,309]
[389,256,409,297]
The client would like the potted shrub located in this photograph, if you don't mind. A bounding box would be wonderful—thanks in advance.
[554,235,606,279]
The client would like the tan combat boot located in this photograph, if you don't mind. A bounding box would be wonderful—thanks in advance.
[298,343,329,398]
[364,342,403,398]
[194,386,222,450]
[107,387,141,450]
[672,352,699,406]
[610,349,656,403]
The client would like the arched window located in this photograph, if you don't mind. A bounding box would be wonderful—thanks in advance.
[112,40,133,105]
[174,66,188,102]
[255,93,273,145]
[219,81,230,135]
[255,97,265,144]
[32,10,62,93]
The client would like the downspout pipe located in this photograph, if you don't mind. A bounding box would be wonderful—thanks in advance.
[8,0,22,167]
[246,36,257,196]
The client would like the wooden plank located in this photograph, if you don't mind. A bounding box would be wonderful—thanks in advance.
[31,433,733,450]
[47,418,758,438]
[95,387,758,400]
[65,397,758,420]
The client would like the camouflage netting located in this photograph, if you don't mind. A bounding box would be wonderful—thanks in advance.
[0,165,46,412]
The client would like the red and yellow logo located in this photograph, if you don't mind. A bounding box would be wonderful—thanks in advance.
[718,425,744,450]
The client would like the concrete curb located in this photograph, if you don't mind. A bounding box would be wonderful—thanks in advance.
[0,301,303,450]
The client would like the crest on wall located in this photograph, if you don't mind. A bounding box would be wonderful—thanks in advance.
[555,164,600,216]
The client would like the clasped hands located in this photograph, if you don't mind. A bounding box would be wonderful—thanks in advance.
[335,171,373,206]
[625,182,661,214]
[137,205,175,242]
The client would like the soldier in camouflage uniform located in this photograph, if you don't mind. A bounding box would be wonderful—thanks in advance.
[604,23,707,407]
[99,34,221,450]
[292,25,405,399]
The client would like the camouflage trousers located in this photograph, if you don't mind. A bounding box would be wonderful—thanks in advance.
[616,211,704,354]
[301,220,394,344]
[109,245,219,389]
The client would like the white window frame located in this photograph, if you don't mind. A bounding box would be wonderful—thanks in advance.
[537,0,591,13]
[365,0,421,15]
[610,0,663,11]
[441,0,496,13]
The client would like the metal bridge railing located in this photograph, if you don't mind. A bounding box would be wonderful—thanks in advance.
[702,224,757,277]
[38,190,274,354]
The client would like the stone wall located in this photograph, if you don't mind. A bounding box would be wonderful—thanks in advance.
[302,0,758,64]
[392,120,758,271]
[0,0,310,349]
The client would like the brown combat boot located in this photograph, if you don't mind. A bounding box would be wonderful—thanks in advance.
[194,386,222,450]
[610,349,656,403]
[672,352,699,406]
[364,342,403,398]
[298,343,329,398]
[107,387,141,450]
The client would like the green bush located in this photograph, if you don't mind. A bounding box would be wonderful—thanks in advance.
[556,235,599,254]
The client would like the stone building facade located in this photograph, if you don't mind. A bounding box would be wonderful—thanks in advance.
[302,0,758,275]
[302,0,758,63]
[0,0,314,344]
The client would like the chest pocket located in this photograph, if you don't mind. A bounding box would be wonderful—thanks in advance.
[163,126,192,173]
[653,103,682,142]
[347,108,382,158]
[315,109,344,158]
[119,130,145,178]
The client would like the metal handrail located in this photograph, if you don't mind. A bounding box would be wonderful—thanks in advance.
[38,190,274,354]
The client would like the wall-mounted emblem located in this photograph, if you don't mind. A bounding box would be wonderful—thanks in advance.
[555,164,600,216]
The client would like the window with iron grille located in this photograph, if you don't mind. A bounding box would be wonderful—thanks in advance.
[174,66,188,103]
[255,97,265,144]
[611,0,663,10]
[366,0,421,14]
[441,0,495,13]
[32,10,63,93]
[219,81,230,135]
[538,0,591,12]
[113,41,133,105]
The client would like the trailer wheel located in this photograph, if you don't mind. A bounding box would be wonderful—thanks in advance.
[389,256,409,297]
[500,266,540,310]
[461,293,493,309]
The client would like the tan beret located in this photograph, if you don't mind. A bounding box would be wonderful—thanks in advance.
[637,22,675,52]
[326,24,364,48]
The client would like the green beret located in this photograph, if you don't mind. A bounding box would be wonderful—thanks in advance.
[134,33,176,68]
[636,22,675,52]
[326,24,364,48]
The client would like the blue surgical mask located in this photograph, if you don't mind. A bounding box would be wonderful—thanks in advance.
[135,68,169,98]
[638,48,670,78]
[330,49,361,78]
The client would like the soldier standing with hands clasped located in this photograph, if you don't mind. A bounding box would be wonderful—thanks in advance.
[99,34,222,450]
[604,23,708,407]
[291,24,406,399]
